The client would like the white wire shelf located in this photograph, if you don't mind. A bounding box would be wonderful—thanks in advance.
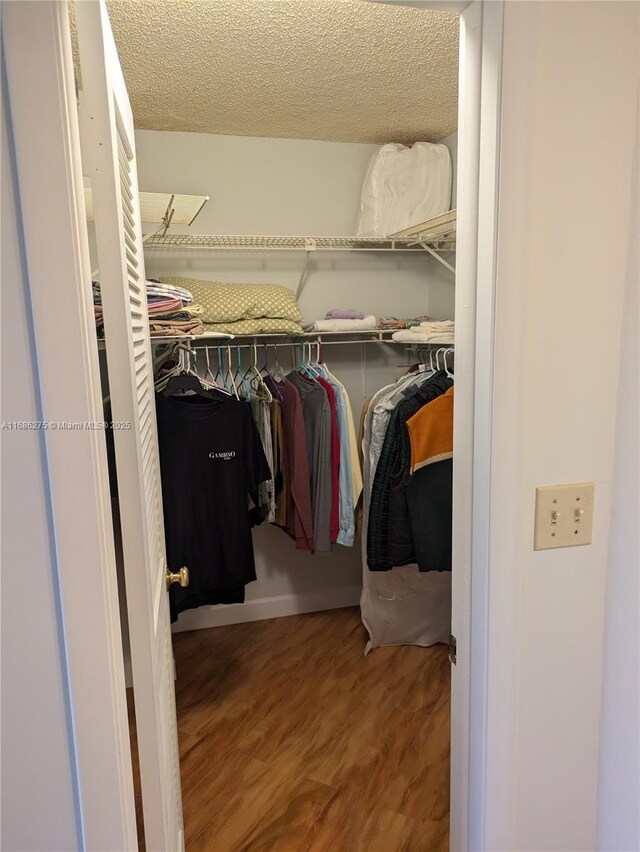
[140,329,454,346]
[143,234,424,251]
[389,208,457,244]
[142,210,456,253]
[142,209,456,280]
[390,209,457,273]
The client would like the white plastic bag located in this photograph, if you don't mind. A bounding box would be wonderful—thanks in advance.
[360,565,451,653]
[356,142,452,237]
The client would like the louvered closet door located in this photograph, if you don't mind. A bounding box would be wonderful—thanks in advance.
[76,3,184,850]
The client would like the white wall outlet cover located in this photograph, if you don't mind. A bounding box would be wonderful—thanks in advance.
[534,483,595,550]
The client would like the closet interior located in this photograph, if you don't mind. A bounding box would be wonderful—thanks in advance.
[86,1,461,848]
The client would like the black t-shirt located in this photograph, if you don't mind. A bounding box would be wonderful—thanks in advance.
[155,392,271,621]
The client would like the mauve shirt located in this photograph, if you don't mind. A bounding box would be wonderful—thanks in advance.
[286,371,333,552]
[277,379,315,551]
[316,376,340,543]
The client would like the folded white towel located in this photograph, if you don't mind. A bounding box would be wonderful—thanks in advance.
[423,334,455,343]
[392,330,455,344]
[303,315,377,333]
[410,320,455,333]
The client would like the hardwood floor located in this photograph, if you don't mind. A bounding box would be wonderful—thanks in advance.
[131,607,451,851]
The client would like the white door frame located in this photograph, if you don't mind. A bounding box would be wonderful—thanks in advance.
[2,2,137,849]
[380,2,505,848]
[2,0,504,848]
[453,3,504,850]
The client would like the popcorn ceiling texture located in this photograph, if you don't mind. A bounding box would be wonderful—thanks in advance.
[99,0,459,144]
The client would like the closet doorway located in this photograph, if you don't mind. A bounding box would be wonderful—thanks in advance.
[72,0,501,849]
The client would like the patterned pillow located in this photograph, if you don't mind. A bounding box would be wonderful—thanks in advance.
[203,319,304,336]
[160,276,302,324]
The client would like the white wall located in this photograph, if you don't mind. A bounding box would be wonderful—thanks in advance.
[133,129,456,630]
[597,83,640,852]
[1,60,81,852]
[484,3,639,850]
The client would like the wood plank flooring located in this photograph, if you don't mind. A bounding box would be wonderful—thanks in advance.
[131,607,451,851]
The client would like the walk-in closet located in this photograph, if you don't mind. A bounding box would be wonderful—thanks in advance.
[77,0,462,848]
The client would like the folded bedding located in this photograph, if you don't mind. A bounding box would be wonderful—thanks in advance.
[146,280,194,304]
[149,318,205,336]
[147,297,184,315]
[303,315,377,332]
[159,276,302,324]
[392,329,454,344]
[147,305,204,320]
[148,310,195,322]
[93,278,202,337]
[410,320,455,334]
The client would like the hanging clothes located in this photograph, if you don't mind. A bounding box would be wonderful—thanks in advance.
[321,368,358,547]
[276,378,315,551]
[367,371,453,571]
[316,374,341,543]
[325,367,363,509]
[360,363,453,652]
[270,398,286,527]
[155,392,271,621]
[250,395,276,522]
[286,370,332,552]
[406,386,454,572]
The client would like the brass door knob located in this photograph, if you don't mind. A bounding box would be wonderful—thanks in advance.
[165,566,189,591]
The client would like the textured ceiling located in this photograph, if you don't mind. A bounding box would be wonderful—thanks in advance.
[95,0,458,144]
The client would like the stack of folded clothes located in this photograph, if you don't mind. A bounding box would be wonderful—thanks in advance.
[92,278,205,337]
[145,279,204,337]
[158,276,305,336]
[93,281,104,334]
[391,319,455,344]
[378,315,433,330]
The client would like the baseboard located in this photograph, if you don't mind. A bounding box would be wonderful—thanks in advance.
[171,585,362,633]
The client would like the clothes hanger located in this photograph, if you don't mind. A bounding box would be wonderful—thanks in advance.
[258,343,270,378]
[162,371,213,398]
[231,345,250,399]
[295,342,317,381]
[302,342,319,377]
[196,346,231,394]
[204,346,216,385]
[214,345,228,391]
[270,344,287,383]
[415,347,433,373]
[161,349,215,398]
[245,343,273,403]
[437,347,449,372]
[443,347,454,378]
[160,343,227,399]
[307,340,324,377]
[154,342,187,391]
[225,345,239,400]
[257,344,284,400]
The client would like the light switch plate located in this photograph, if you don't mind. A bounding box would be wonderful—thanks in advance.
[534,482,595,550]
